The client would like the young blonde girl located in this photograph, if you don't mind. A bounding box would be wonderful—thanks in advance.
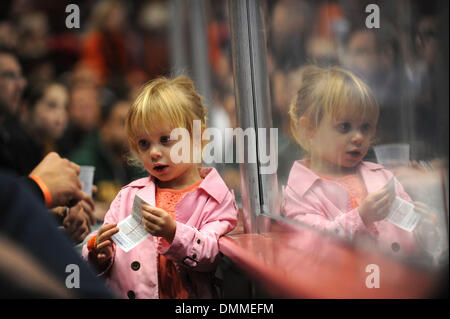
[282,65,438,257]
[82,76,238,298]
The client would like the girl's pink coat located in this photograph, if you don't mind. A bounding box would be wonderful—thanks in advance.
[282,160,418,256]
[82,167,238,299]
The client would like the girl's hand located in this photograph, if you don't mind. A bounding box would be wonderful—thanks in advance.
[94,223,119,267]
[413,201,438,223]
[359,185,395,226]
[141,204,177,244]
[413,202,441,254]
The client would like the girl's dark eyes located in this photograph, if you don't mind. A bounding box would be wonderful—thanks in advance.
[137,136,172,150]
[41,99,57,109]
[46,101,57,109]
[160,136,171,144]
[137,139,150,150]
[361,123,371,133]
[336,122,372,134]
[337,122,351,132]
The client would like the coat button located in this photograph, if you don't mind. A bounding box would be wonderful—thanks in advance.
[391,242,400,252]
[197,239,201,244]
[192,253,197,259]
[127,290,135,299]
[131,261,140,271]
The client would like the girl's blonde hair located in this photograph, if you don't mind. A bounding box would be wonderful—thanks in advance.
[288,65,379,152]
[126,76,208,154]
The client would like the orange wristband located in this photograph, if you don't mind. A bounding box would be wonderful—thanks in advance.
[29,174,52,208]
[87,235,97,252]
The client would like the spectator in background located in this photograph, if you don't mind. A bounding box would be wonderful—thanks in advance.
[209,71,242,204]
[69,99,146,221]
[266,1,314,185]
[16,10,54,84]
[305,36,339,67]
[17,81,69,173]
[271,65,307,184]
[0,47,94,245]
[0,47,26,116]
[342,26,414,148]
[1,78,94,245]
[0,47,81,206]
[0,46,29,174]
[125,68,149,101]
[409,9,442,159]
[268,0,312,72]
[0,20,18,50]
[80,0,129,91]
[136,1,170,80]
[58,83,101,157]
[313,1,346,42]
[68,84,101,133]
[66,64,100,89]
[414,15,439,72]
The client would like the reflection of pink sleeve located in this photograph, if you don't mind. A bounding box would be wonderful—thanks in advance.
[282,166,419,255]
[380,175,418,254]
[282,185,371,241]
[393,176,413,202]
[370,168,419,253]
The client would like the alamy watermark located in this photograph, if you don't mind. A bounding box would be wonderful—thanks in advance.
[65,4,80,29]
[365,264,380,288]
[169,120,278,175]
[65,264,80,289]
[365,4,380,29]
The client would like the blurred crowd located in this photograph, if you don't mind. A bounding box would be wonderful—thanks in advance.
[0,0,172,215]
[205,1,448,273]
[0,0,447,297]
[0,0,170,297]
[205,0,446,184]
[1,0,445,214]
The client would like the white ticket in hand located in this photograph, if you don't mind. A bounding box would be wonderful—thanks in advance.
[387,196,422,232]
[111,195,150,252]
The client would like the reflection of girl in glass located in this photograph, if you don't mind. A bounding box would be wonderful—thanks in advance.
[282,65,439,259]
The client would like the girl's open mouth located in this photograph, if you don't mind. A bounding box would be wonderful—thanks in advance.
[347,151,361,157]
[153,164,169,172]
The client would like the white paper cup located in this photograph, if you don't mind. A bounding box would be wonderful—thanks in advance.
[79,166,95,196]
[373,143,410,168]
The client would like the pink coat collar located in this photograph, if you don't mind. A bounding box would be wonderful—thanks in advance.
[123,167,229,204]
[287,160,386,198]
